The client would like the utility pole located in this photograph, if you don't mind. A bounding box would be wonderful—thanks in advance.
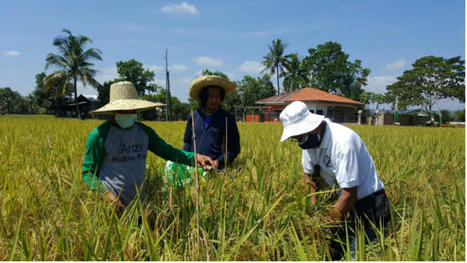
[394,96,400,125]
[165,49,171,121]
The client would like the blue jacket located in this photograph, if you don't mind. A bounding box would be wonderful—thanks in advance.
[183,109,240,169]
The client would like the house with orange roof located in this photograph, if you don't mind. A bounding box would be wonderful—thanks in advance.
[255,88,364,123]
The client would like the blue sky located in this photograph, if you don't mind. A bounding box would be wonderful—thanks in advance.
[1,0,465,110]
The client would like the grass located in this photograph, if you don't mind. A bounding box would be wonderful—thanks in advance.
[0,115,464,260]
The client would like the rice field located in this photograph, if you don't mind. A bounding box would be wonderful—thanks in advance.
[0,115,464,260]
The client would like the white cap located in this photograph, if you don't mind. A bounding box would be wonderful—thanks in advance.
[279,101,325,142]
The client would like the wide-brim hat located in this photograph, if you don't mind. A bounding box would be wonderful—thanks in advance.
[90,81,165,115]
[189,75,236,101]
[279,101,325,142]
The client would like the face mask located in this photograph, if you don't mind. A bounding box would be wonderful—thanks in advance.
[299,133,322,149]
[115,114,137,129]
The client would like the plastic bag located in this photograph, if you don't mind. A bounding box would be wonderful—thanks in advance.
[164,160,207,187]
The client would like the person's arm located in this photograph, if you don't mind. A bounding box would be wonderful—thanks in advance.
[138,122,215,169]
[331,186,358,219]
[327,142,360,222]
[216,114,240,168]
[183,113,193,151]
[102,190,126,217]
[304,172,318,207]
[81,124,109,195]
[139,122,195,166]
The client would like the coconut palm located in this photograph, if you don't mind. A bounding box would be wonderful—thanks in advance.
[45,29,102,119]
[283,53,310,92]
[262,38,288,94]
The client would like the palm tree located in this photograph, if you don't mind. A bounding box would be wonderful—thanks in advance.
[283,53,309,92]
[45,29,102,119]
[262,39,288,95]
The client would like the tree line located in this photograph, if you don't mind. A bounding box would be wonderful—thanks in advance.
[0,29,464,122]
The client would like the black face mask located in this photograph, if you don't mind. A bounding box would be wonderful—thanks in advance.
[299,133,322,149]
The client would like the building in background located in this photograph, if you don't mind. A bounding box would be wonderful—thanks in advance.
[59,94,100,118]
[255,88,364,123]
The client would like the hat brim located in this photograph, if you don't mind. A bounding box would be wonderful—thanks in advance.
[280,114,324,142]
[189,75,236,101]
[90,99,165,115]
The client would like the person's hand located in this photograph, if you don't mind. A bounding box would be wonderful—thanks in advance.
[212,160,219,169]
[195,154,216,170]
[202,159,219,172]
[102,190,125,217]
[323,207,342,227]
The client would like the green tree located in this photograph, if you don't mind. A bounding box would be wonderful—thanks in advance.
[142,89,190,120]
[45,29,102,119]
[115,59,157,96]
[262,38,288,94]
[0,87,31,114]
[96,80,113,108]
[237,74,275,107]
[359,91,387,110]
[438,109,453,124]
[222,89,242,114]
[453,109,465,121]
[386,56,465,120]
[201,69,229,79]
[304,41,370,101]
[97,59,160,107]
[32,72,72,114]
[283,53,309,92]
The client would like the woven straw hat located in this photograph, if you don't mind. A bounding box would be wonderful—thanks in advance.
[189,75,236,101]
[90,81,164,114]
[279,101,325,142]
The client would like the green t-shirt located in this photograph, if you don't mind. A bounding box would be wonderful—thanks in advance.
[81,121,194,205]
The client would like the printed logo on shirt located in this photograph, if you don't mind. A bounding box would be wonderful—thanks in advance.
[111,138,148,163]
[324,154,333,168]
[112,153,147,163]
[120,142,146,154]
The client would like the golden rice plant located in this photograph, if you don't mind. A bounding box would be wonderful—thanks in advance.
[0,115,464,260]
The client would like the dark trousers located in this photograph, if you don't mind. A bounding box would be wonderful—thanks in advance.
[329,189,391,260]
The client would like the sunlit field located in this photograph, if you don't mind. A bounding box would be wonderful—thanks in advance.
[0,115,464,260]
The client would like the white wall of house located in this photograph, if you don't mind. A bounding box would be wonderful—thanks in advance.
[304,102,337,115]
[303,101,358,122]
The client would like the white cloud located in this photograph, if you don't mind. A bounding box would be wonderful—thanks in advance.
[95,67,119,84]
[225,72,237,80]
[160,2,199,15]
[384,59,406,71]
[3,50,20,56]
[194,56,224,67]
[147,65,165,72]
[153,78,165,87]
[365,76,396,94]
[238,61,264,75]
[170,64,188,71]
[179,77,192,85]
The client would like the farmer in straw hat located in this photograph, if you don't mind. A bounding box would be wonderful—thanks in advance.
[279,101,391,260]
[81,81,215,217]
[165,75,240,185]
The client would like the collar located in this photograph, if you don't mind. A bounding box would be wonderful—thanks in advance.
[201,108,220,116]
[317,119,331,150]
